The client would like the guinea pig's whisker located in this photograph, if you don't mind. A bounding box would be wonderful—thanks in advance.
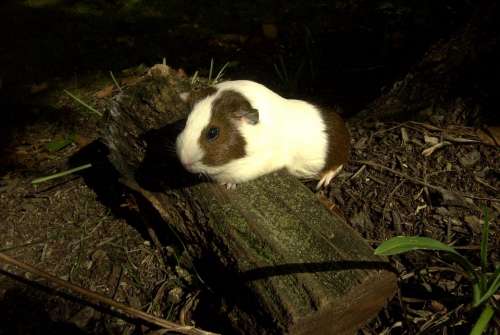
[200,173,211,181]
[164,144,177,153]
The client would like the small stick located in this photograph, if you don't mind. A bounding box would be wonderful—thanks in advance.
[350,164,366,180]
[0,252,219,335]
[354,160,500,202]
[421,141,451,157]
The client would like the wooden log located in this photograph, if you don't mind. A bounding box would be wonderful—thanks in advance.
[99,64,396,334]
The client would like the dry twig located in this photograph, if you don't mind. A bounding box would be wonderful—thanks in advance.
[0,252,219,335]
[354,160,500,202]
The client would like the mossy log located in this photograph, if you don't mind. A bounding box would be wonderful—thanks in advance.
[99,65,396,334]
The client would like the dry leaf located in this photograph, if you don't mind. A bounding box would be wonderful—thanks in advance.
[401,127,409,144]
[424,133,439,145]
[95,84,114,98]
[121,75,143,87]
[476,127,500,146]
[74,134,93,147]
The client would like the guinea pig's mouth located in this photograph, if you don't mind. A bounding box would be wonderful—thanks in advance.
[181,160,206,174]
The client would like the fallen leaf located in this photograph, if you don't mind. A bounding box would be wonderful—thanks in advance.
[476,127,500,146]
[458,150,481,167]
[430,300,446,313]
[95,84,114,98]
[464,215,481,233]
[424,133,439,145]
[74,134,92,147]
[121,75,143,87]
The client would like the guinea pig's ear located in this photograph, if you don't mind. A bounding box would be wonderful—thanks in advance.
[234,107,259,125]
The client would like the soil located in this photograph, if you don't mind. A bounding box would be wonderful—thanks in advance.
[0,1,498,334]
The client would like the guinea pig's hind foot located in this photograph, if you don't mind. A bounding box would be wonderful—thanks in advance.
[220,182,237,190]
[316,165,343,190]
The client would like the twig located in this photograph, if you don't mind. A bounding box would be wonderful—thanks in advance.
[421,141,451,156]
[350,164,366,180]
[0,252,219,335]
[354,160,500,202]
[408,121,442,132]
[382,180,405,216]
[407,121,480,144]
[474,176,498,192]
[443,135,480,144]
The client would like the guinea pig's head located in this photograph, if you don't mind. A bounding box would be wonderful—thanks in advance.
[176,89,259,177]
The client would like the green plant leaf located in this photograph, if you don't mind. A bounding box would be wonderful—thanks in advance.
[46,134,75,152]
[375,236,481,298]
[470,304,495,335]
[474,270,500,307]
[480,208,490,272]
[374,236,461,256]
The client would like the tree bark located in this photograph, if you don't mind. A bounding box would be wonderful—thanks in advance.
[99,64,396,334]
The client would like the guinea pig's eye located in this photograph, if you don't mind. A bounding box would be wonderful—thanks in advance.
[206,127,219,141]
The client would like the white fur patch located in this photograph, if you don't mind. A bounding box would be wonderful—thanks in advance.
[176,80,329,185]
[176,97,213,171]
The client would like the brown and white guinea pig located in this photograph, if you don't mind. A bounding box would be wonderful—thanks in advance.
[176,80,350,189]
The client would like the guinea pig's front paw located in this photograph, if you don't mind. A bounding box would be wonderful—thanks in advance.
[316,165,343,190]
[220,182,237,190]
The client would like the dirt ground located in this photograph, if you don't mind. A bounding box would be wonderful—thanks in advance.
[0,76,498,334]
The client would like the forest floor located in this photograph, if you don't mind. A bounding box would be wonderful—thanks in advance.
[0,0,498,334]
[1,67,498,334]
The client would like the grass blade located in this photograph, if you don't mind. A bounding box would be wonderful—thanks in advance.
[375,236,479,284]
[213,62,230,83]
[32,163,92,184]
[110,71,122,92]
[190,70,199,85]
[64,90,103,117]
[470,304,495,335]
[208,58,214,83]
[480,208,490,272]
[375,236,460,256]
[474,270,500,307]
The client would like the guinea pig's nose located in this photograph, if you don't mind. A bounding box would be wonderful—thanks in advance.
[183,161,194,171]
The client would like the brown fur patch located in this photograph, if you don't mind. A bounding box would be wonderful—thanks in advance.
[184,86,217,108]
[319,107,350,174]
[200,90,257,166]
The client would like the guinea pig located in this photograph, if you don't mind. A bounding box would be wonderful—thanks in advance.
[176,80,350,189]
